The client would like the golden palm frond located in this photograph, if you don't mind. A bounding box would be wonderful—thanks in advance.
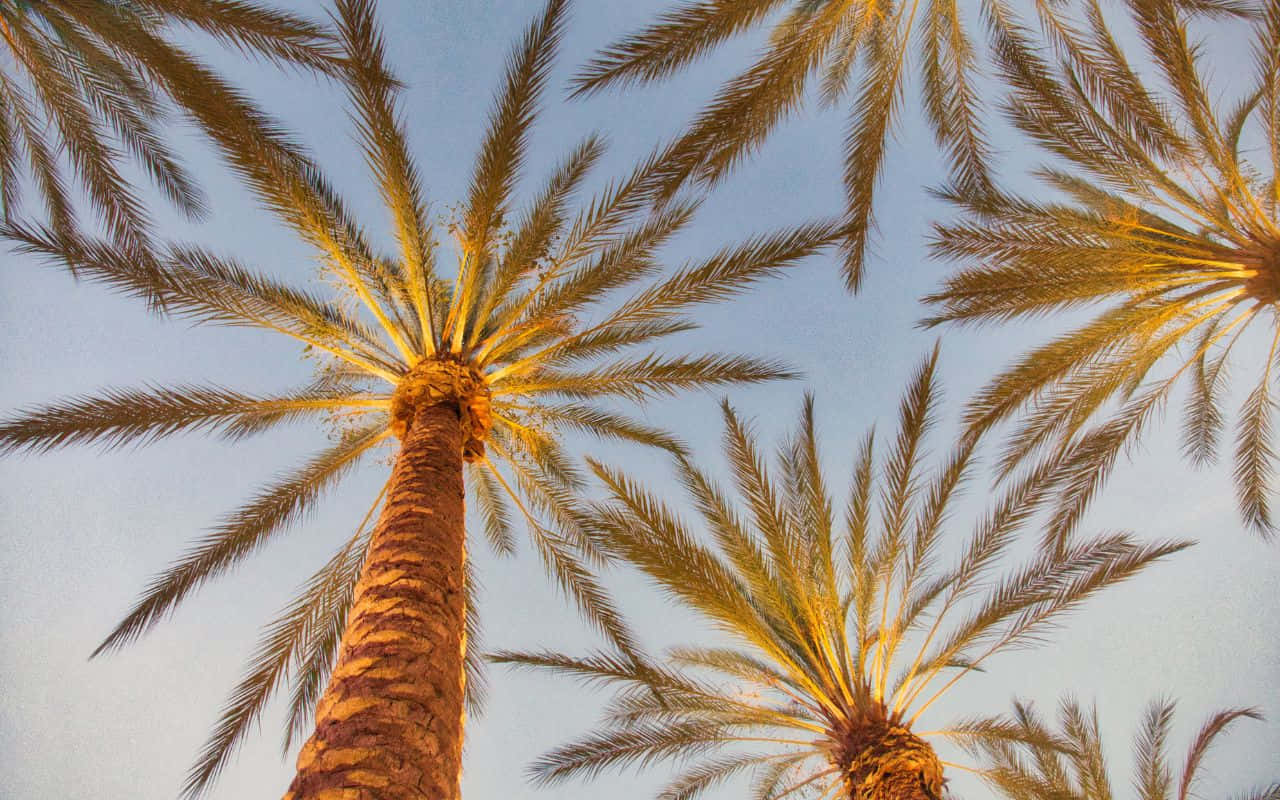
[496,350,1188,800]
[926,0,1280,541]
[0,0,338,250]
[0,1,844,795]
[967,697,1274,800]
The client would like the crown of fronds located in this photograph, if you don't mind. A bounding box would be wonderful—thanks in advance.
[0,1,844,795]
[495,347,1188,800]
[968,696,1276,800]
[925,0,1280,542]
[0,0,339,251]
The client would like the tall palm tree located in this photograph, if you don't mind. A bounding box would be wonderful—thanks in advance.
[0,0,339,252]
[568,0,1008,291]
[496,348,1188,800]
[924,0,1280,541]
[968,696,1277,800]
[0,1,846,797]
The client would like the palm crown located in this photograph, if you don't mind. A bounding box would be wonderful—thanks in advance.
[969,696,1277,800]
[0,0,339,252]
[924,0,1280,541]
[497,349,1188,800]
[569,0,1006,291]
[0,0,845,794]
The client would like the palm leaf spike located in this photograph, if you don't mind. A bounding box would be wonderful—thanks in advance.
[568,0,1004,291]
[0,0,338,250]
[926,0,1280,539]
[496,351,1190,800]
[0,0,846,796]
[966,697,1275,800]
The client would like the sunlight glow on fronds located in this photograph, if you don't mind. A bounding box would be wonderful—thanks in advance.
[927,0,1280,538]
[1,3,845,796]
[499,354,1188,798]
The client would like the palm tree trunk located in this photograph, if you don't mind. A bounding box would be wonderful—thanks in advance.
[285,400,467,800]
[839,722,943,800]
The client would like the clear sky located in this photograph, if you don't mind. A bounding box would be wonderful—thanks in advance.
[1,2,1277,799]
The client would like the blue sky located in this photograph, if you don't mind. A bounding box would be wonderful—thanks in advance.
[1,2,1277,799]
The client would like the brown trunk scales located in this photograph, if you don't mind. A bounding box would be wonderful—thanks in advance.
[285,399,468,800]
[836,718,943,800]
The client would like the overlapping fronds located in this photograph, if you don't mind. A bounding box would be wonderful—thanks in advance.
[967,697,1275,800]
[497,351,1188,799]
[0,1,844,795]
[0,0,338,250]
[571,0,1006,290]
[926,0,1280,540]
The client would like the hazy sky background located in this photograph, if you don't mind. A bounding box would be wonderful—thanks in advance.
[1,2,1277,799]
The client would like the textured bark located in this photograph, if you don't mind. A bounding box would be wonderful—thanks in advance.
[284,401,467,800]
[837,719,943,800]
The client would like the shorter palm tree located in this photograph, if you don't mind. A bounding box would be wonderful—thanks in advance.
[968,696,1277,800]
[0,0,338,250]
[496,348,1188,800]
[924,0,1280,540]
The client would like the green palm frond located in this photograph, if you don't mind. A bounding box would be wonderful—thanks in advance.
[0,0,337,247]
[499,352,1187,797]
[569,0,1008,290]
[968,697,1272,800]
[927,0,1280,538]
[2,1,843,794]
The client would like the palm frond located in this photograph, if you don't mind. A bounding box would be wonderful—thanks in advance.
[334,0,436,348]
[92,423,388,657]
[502,353,796,402]
[570,0,788,96]
[840,6,912,291]
[0,384,382,455]
[461,0,567,262]
[139,0,340,71]
[1176,708,1263,800]
[181,499,375,800]
[921,0,994,203]
[0,0,333,240]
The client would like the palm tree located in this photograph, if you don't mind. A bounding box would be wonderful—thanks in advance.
[568,0,1010,291]
[0,1,846,797]
[968,696,1277,800]
[495,347,1188,800]
[924,0,1280,542]
[0,0,338,251]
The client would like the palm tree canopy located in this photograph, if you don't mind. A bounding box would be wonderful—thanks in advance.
[924,0,1280,541]
[568,0,1005,291]
[970,696,1277,800]
[495,347,1189,800]
[0,0,339,251]
[0,0,845,794]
